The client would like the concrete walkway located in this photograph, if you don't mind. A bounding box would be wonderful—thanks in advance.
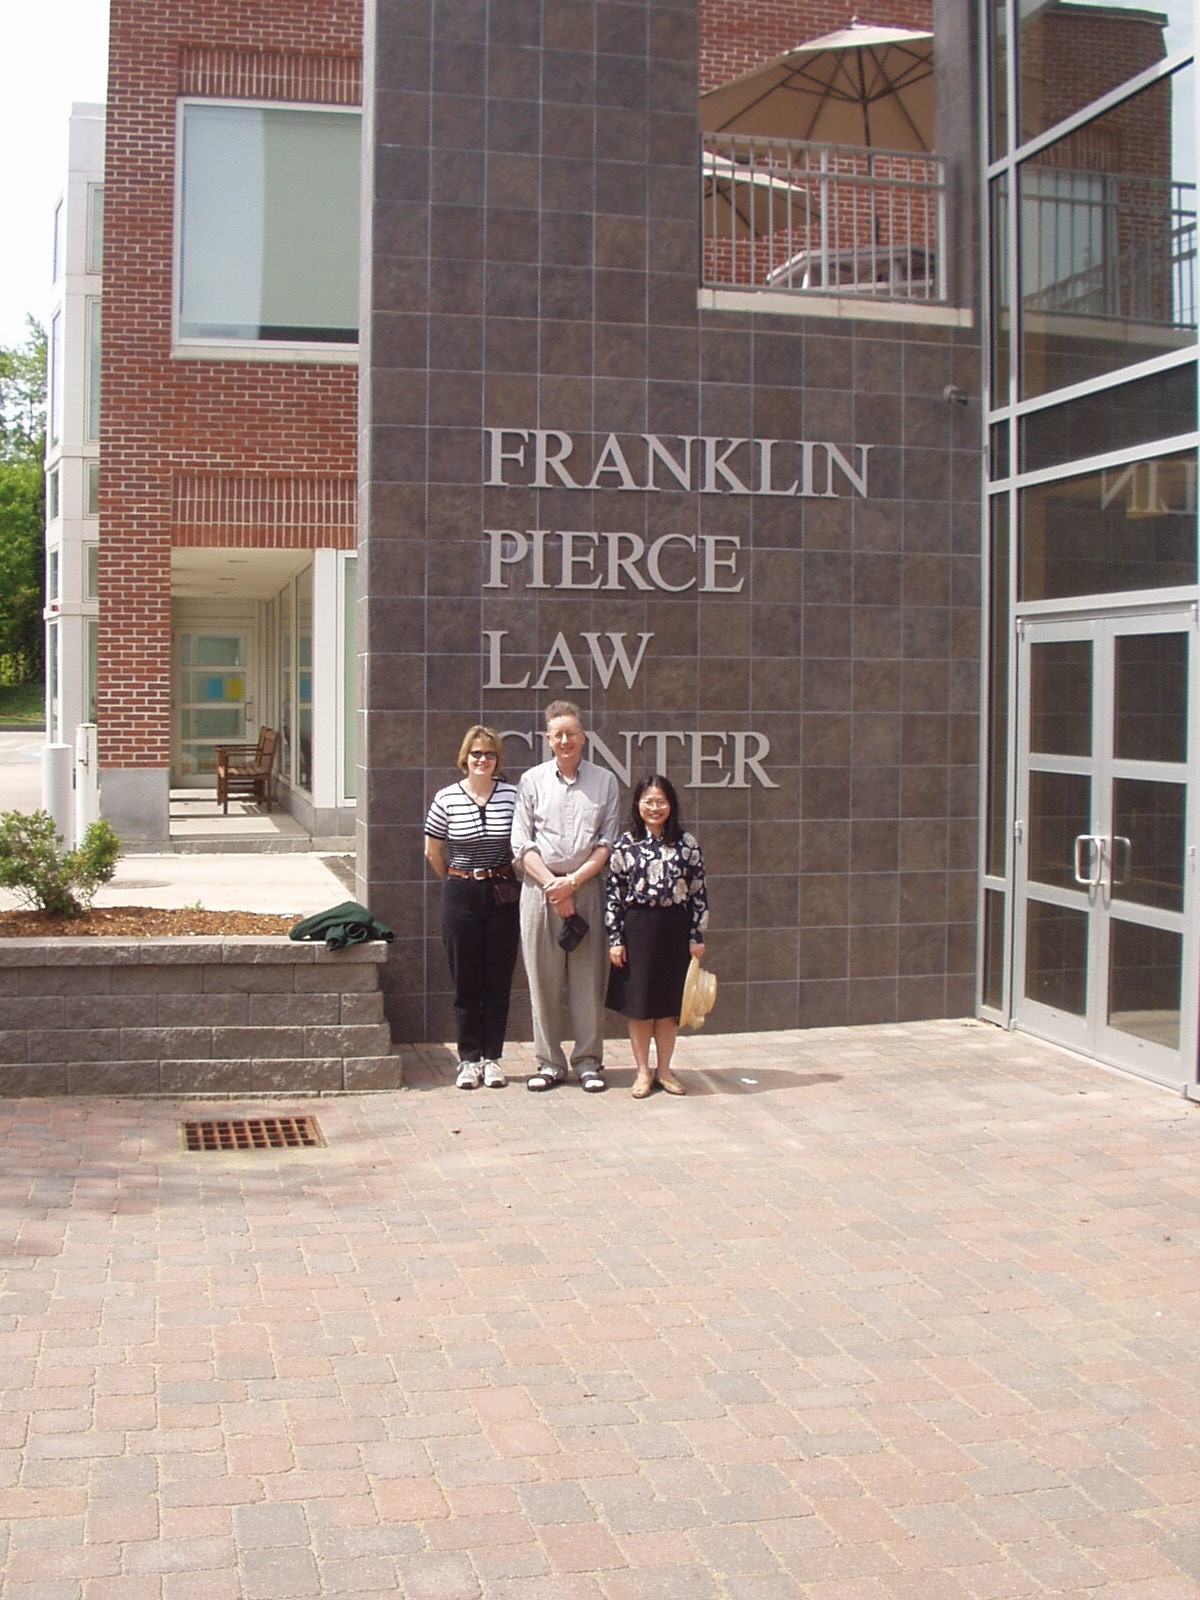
[0,731,352,916]
[3,1019,1200,1598]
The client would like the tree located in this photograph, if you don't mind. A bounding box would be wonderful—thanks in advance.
[0,318,46,684]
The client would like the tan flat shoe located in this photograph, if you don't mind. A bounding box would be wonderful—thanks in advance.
[656,1067,686,1096]
[631,1069,655,1099]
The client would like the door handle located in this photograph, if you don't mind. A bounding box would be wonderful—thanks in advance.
[1073,834,1102,886]
[1111,835,1131,886]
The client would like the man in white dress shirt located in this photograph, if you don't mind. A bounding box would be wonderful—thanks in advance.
[511,701,620,1092]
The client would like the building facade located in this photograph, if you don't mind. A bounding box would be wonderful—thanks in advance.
[95,0,363,846]
[44,104,105,751]
[78,0,1199,1094]
[981,0,1198,1092]
[359,0,984,1047]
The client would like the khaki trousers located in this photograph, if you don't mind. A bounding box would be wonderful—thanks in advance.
[519,875,607,1077]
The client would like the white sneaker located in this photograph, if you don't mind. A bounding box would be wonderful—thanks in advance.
[482,1060,507,1089]
[456,1061,483,1090]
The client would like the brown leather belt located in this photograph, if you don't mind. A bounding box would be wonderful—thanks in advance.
[447,866,515,881]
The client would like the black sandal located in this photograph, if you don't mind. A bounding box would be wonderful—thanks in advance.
[527,1070,562,1092]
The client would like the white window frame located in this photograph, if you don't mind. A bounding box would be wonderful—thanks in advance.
[172,97,361,364]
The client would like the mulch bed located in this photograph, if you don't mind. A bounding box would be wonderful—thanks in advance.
[0,907,299,938]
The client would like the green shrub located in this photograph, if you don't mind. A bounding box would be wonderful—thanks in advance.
[0,810,121,917]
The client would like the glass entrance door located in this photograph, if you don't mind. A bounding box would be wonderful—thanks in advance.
[174,631,255,784]
[1014,606,1199,1091]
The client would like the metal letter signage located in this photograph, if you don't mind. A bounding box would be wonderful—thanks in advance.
[484,428,870,498]
[479,424,831,788]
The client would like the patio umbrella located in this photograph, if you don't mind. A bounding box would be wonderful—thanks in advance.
[699,21,935,153]
[702,151,816,239]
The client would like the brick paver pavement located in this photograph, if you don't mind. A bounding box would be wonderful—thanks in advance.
[2,1019,1200,1599]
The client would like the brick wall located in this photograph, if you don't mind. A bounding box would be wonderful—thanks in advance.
[699,0,934,92]
[99,0,362,771]
[0,938,399,1094]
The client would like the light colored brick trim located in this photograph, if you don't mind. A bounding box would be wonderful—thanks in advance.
[178,46,362,105]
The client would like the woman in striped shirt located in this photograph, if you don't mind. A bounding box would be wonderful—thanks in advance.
[424,726,521,1089]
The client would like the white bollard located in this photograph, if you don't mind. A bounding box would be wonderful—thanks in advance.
[75,724,100,847]
[42,744,74,845]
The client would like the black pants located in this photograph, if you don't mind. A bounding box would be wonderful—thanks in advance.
[441,877,520,1062]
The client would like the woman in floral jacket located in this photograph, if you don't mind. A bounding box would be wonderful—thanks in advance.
[605,774,707,1099]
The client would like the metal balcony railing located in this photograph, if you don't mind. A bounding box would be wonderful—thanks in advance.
[1020,170,1197,331]
[702,133,948,304]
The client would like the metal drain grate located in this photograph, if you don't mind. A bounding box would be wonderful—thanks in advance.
[181,1116,325,1152]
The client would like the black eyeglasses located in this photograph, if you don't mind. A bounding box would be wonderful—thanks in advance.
[468,750,497,761]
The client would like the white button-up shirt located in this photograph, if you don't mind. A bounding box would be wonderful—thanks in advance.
[511,758,620,876]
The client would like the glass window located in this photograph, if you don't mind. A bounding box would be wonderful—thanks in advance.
[297,566,313,795]
[986,495,1010,875]
[47,467,60,522]
[990,422,1010,479]
[989,175,1011,406]
[981,888,1006,1010]
[342,555,357,802]
[1115,631,1188,762]
[1019,448,1197,600]
[1029,639,1092,756]
[86,620,98,723]
[87,185,104,273]
[52,199,64,283]
[86,299,102,443]
[1018,69,1196,399]
[49,311,63,447]
[47,619,60,742]
[48,549,60,602]
[1020,364,1196,473]
[178,102,360,346]
[85,545,99,601]
[86,461,100,516]
[279,582,293,783]
[1018,0,1191,147]
[989,0,1008,160]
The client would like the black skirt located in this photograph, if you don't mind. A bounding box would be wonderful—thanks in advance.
[606,903,691,1021]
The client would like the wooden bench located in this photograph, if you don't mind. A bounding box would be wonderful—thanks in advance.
[215,727,278,814]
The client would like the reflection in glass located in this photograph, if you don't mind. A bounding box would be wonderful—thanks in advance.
[297,566,313,795]
[1020,364,1196,474]
[1018,70,1196,400]
[177,633,248,776]
[1028,769,1092,889]
[280,584,293,787]
[1112,777,1185,912]
[342,556,358,802]
[1018,0,1191,147]
[86,300,102,443]
[982,888,1006,1009]
[179,104,360,344]
[991,423,1010,478]
[987,496,1010,875]
[989,0,1008,159]
[1029,639,1091,755]
[990,175,1011,405]
[1115,632,1188,762]
[1020,449,1197,600]
[1025,898,1088,1014]
[1108,919,1181,1049]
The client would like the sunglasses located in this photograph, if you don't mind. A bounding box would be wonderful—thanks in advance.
[468,750,498,761]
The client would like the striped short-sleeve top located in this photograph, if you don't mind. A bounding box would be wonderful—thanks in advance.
[424,780,519,874]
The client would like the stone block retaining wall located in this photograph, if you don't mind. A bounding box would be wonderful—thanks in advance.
[0,940,402,1095]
